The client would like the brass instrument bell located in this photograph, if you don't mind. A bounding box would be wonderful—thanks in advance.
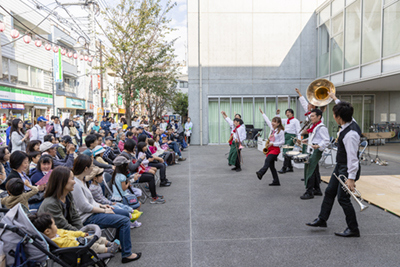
[306,79,336,107]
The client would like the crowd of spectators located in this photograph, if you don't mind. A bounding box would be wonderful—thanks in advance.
[0,114,191,264]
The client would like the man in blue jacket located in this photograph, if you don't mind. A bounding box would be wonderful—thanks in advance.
[100,116,111,136]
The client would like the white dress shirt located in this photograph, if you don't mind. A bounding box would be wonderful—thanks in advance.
[308,123,330,152]
[225,117,246,135]
[277,114,301,139]
[299,96,324,123]
[53,123,62,138]
[262,114,285,147]
[340,121,360,180]
[233,124,247,143]
[30,124,46,143]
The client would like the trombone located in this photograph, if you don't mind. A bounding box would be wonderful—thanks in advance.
[333,173,368,212]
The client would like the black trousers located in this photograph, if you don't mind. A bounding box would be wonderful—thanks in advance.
[187,136,191,144]
[306,164,321,194]
[318,164,359,231]
[138,172,157,198]
[235,149,241,169]
[149,162,166,181]
[258,154,279,184]
[283,155,293,169]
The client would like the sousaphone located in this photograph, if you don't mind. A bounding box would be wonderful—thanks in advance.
[306,79,336,107]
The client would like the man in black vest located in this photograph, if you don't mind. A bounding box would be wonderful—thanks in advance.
[306,101,361,237]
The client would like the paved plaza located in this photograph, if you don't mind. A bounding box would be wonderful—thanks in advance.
[109,145,400,267]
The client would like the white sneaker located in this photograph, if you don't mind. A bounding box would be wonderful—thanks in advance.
[130,221,142,228]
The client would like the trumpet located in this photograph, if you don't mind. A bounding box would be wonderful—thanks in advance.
[333,173,368,212]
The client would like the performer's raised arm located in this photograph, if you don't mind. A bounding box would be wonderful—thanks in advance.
[259,108,273,130]
[221,111,234,129]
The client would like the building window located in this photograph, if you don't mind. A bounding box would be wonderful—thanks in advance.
[208,96,297,144]
[0,57,9,82]
[344,0,361,68]
[179,81,188,88]
[362,0,382,63]
[383,0,400,57]
[318,21,330,76]
[331,12,344,73]
[30,67,43,89]
[63,77,76,93]
[17,62,29,86]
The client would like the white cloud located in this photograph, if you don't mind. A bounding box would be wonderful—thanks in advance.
[178,4,187,12]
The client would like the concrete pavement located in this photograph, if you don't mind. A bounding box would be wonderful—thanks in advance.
[109,145,400,267]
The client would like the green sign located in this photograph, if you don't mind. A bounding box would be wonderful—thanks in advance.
[118,95,123,106]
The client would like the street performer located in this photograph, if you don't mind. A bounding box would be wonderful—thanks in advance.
[299,109,330,199]
[276,108,301,174]
[306,101,362,238]
[256,108,285,186]
[222,111,246,172]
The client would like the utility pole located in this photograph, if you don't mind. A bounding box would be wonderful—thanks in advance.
[99,39,104,111]
[89,2,98,121]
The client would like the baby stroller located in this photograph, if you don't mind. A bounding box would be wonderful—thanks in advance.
[0,204,114,267]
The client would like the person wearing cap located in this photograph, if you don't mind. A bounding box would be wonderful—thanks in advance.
[57,136,73,160]
[86,118,94,134]
[100,116,111,135]
[31,116,48,143]
[93,145,114,175]
[92,121,100,133]
[23,120,32,131]
[40,141,74,168]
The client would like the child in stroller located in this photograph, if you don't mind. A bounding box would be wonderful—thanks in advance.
[28,212,119,254]
[0,204,114,267]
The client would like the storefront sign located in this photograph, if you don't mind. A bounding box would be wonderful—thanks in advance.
[87,103,94,112]
[66,98,86,109]
[0,102,25,110]
[118,108,126,114]
[0,86,52,105]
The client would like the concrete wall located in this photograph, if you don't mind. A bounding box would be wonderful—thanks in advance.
[188,0,327,145]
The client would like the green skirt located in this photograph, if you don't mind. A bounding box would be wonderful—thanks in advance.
[283,133,296,155]
[304,149,323,186]
[228,141,239,166]
[302,134,309,153]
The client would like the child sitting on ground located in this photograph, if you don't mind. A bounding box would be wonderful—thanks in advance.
[28,151,42,172]
[29,212,119,254]
[1,178,38,209]
[88,167,142,227]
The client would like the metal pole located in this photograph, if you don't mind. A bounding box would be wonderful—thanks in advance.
[198,0,202,146]
[89,2,97,120]
[100,40,104,112]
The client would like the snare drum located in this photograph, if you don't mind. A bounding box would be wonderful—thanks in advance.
[293,154,310,163]
[286,151,300,158]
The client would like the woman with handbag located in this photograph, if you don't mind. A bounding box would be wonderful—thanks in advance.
[71,154,142,264]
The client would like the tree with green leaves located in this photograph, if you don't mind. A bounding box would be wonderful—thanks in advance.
[171,92,188,121]
[99,0,177,125]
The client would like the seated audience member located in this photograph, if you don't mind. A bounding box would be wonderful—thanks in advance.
[136,142,157,175]
[102,137,118,164]
[121,139,165,203]
[40,141,74,168]
[71,155,141,263]
[38,166,83,231]
[88,167,142,221]
[163,130,186,161]
[44,134,57,144]
[98,131,106,145]
[118,133,126,152]
[0,147,11,178]
[26,140,41,153]
[137,136,169,186]
[28,151,42,173]
[31,155,54,185]
[149,137,174,165]
[57,136,73,159]
[1,151,31,191]
[82,134,113,170]
[1,178,38,209]
[126,131,134,140]
[29,212,119,254]
[93,145,114,175]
